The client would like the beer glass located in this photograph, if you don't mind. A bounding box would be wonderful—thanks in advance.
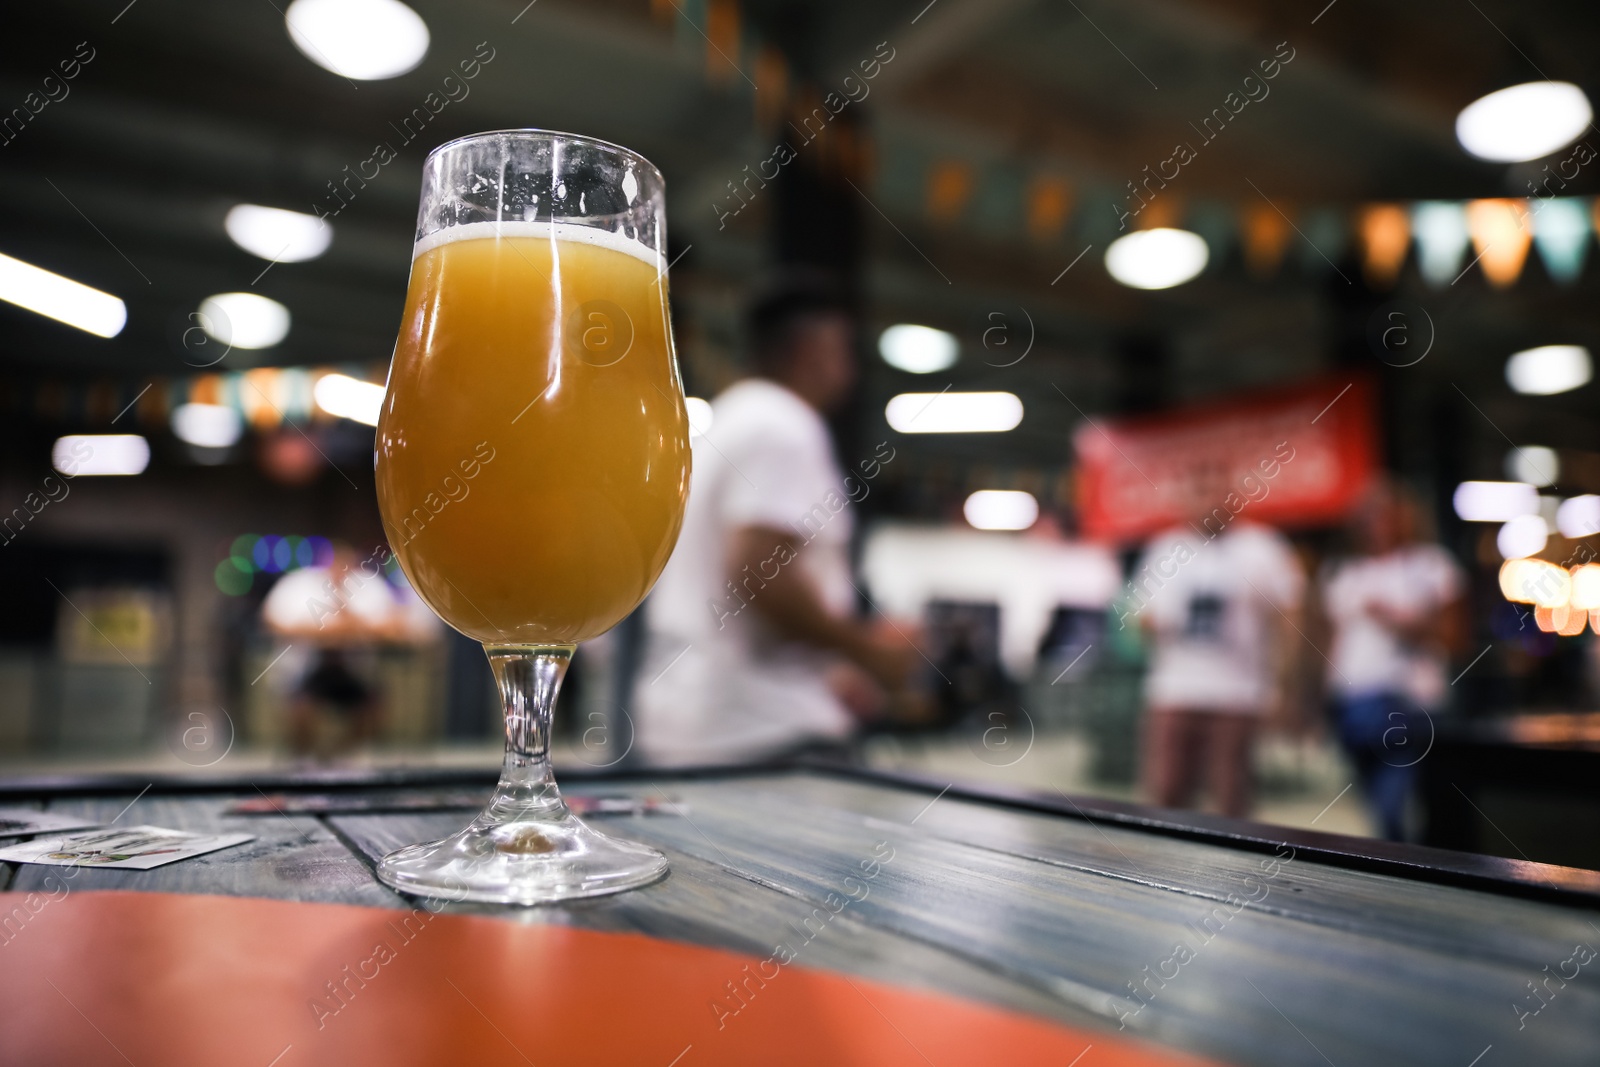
[374,130,690,903]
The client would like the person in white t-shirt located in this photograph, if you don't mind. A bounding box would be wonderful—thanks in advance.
[633,277,916,767]
[1323,480,1465,840]
[1133,502,1305,817]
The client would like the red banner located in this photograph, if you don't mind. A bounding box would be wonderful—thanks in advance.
[1074,376,1379,542]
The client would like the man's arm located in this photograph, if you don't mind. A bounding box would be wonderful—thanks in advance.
[727,524,916,687]
[1368,596,1466,654]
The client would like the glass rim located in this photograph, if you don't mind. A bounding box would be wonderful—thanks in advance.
[424,128,665,189]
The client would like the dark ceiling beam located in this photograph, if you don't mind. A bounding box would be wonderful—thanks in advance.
[844,0,1037,93]
[1129,0,1468,136]
[864,0,1497,208]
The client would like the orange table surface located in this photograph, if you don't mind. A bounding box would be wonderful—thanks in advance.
[0,889,1225,1067]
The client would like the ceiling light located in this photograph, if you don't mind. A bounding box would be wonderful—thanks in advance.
[171,403,244,449]
[1506,344,1591,395]
[1505,445,1559,487]
[1500,558,1571,605]
[314,372,385,426]
[1558,495,1600,539]
[1523,560,1571,609]
[1104,228,1209,290]
[1453,480,1539,522]
[1456,81,1593,163]
[684,396,713,438]
[52,435,150,476]
[964,490,1039,531]
[1497,514,1548,560]
[1571,565,1600,611]
[1501,558,1581,610]
[1499,558,1536,602]
[198,292,290,350]
[1529,563,1568,604]
[885,391,1023,434]
[879,324,958,373]
[0,250,125,338]
[225,204,332,263]
[285,0,430,81]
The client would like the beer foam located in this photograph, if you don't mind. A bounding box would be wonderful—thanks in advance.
[412,220,663,268]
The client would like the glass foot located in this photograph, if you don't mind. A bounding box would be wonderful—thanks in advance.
[376,807,669,905]
[378,645,668,905]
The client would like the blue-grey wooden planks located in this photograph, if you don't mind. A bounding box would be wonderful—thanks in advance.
[586,774,1600,1067]
[2,770,1596,1067]
[328,808,1076,1028]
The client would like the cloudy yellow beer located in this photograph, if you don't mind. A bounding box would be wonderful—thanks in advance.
[376,223,690,644]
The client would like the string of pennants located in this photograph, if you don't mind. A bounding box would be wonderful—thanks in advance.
[874,147,1596,290]
[899,153,1592,288]
[848,137,1594,290]
[2,365,384,430]
[1350,197,1593,288]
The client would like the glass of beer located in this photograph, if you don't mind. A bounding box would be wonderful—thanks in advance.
[373,130,690,903]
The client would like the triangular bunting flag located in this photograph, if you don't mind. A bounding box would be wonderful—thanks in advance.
[1357,204,1409,288]
[1297,208,1349,275]
[192,373,224,407]
[1411,201,1470,287]
[925,160,974,222]
[1531,197,1591,284]
[1466,199,1532,288]
[1241,202,1293,278]
[1026,176,1073,242]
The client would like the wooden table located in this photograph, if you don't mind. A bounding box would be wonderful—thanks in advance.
[3,763,1598,1066]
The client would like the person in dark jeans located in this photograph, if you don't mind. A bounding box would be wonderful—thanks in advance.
[1332,692,1422,841]
[1323,482,1464,840]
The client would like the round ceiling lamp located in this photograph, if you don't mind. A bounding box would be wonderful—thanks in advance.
[285,0,430,81]
[1506,344,1592,396]
[1455,81,1592,163]
[1504,445,1559,487]
[879,324,959,373]
[1104,228,1209,290]
[1497,514,1549,560]
[197,292,291,350]
[171,403,244,449]
[225,205,332,263]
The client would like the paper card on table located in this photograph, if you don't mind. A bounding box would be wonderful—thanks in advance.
[0,825,255,869]
[0,808,101,838]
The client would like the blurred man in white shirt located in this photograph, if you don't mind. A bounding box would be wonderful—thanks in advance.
[1133,488,1305,817]
[1323,480,1464,840]
[634,276,915,767]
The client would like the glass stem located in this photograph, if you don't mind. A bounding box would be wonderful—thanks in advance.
[484,644,575,819]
